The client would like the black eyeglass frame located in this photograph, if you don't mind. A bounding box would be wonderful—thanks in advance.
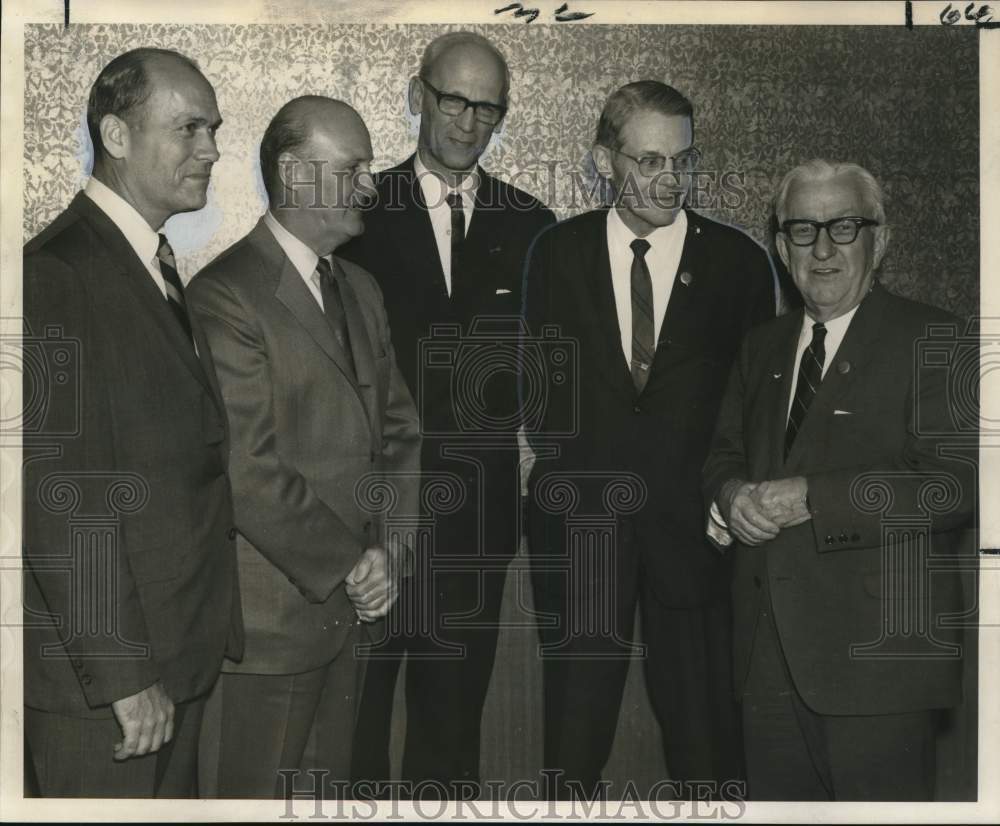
[608,145,702,177]
[419,78,508,126]
[779,216,881,247]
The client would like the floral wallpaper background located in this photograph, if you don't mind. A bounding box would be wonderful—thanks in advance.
[25,23,978,317]
[22,22,980,793]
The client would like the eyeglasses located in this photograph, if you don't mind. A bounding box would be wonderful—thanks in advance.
[420,78,508,126]
[610,146,701,177]
[780,217,880,247]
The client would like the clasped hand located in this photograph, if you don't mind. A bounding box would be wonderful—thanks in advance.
[345,542,402,622]
[721,476,811,547]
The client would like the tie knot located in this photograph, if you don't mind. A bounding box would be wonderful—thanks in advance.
[446,191,463,210]
[630,238,651,258]
[157,234,176,268]
[812,322,827,340]
[316,256,334,286]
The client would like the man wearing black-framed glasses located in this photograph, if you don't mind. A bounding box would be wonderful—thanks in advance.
[522,79,777,800]
[704,160,974,800]
[340,31,555,797]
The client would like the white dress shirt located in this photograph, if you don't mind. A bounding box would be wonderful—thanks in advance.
[264,211,327,311]
[414,152,478,297]
[606,206,688,365]
[84,177,168,298]
[786,305,859,422]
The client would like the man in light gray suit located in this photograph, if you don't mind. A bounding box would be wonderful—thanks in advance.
[188,96,421,798]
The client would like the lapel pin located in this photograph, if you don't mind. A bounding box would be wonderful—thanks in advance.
[772,372,782,380]
[837,361,851,374]
[679,271,693,286]
[694,225,702,234]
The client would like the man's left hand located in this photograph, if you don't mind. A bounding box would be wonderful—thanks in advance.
[345,545,400,622]
[750,477,811,527]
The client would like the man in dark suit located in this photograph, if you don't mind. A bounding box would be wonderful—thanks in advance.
[522,81,776,799]
[702,160,975,800]
[22,48,242,797]
[338,31,555,794]
[187,96,420,798]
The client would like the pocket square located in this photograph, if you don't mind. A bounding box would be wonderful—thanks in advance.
[833,409,853,415]
[496,288,512,295]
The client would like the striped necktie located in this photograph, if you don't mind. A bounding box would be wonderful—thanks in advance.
[447,191,465,296]
[785,321,827,458]
[156,234,194,343]
[630,238,654,393]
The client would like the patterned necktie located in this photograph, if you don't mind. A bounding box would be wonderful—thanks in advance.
[629,238,655,393]
[785,321,827,458]
[315,257,356,377]
[447,191,465,296]
[156,234,194,343]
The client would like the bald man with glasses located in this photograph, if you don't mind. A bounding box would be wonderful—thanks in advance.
[339,31,555,796]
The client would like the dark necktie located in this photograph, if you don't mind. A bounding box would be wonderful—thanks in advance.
[447,191,465,296]
[785,321,827,458]
[629,238,655,393]
[156,234,194,343]
[316,257,356,378]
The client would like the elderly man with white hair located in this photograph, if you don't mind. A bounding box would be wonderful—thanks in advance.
[703,159,976,800]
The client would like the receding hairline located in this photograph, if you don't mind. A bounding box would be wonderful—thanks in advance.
[418,32,510,100]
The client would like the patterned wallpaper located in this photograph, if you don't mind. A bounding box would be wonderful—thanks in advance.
[23,22,978,313]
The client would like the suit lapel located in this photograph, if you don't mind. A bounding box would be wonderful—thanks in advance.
[583,210,634,392]
[71,193,213,394]
[398,156,451,302]
[260,221,362,395]
[334,259,376,426]
[783,285,887,471]
[763,311,804,477]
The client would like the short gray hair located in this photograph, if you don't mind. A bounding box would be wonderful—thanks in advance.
[418,31,510,105]
[595,81,693,151]
[774,159,886,226]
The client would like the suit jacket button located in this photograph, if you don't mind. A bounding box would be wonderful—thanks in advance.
[80,675,92,686]
[825,535,834,544]
[838,533,848,543]
[753,575,762,589]
[851,532,861,542]
[228,527,237,541]
[72,659,83,670]
[633,405,641,414]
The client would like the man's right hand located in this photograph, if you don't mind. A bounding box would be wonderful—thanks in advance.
[111,681,174,761]
[719,479,780,547]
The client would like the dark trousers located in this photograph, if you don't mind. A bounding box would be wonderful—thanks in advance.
[742,589,937,801]
[215,623,365,799]
[25,696,205,797]
[532,525,742,800]
[351,446,519,795]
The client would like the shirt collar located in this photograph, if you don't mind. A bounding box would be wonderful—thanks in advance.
[264,211,320,280]
[414,151,480,209]
[802,302,860,338]
[84,176,162,266]
[607,205,688,251]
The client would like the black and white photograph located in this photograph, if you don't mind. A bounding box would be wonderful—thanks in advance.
[1,0,997,821]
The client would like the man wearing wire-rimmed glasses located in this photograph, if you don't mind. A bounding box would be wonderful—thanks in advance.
[522,80,776,799]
